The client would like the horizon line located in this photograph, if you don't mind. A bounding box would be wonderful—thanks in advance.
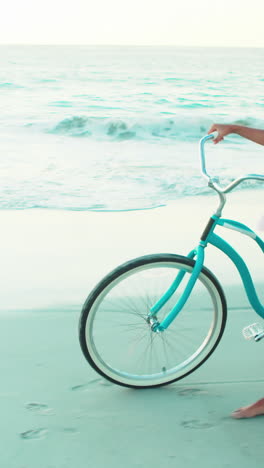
[0,43,264,49]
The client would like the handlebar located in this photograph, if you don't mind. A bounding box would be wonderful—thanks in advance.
[199,134,264,194]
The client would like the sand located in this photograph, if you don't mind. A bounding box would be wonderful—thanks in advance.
[1,188,263,468]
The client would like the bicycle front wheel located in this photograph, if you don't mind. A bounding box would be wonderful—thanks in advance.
[79,254,227,388]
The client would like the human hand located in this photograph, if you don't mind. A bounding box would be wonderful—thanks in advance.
[208,124,234,144]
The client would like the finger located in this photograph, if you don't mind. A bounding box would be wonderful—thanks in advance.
[208,124,216,134]
[213,136,223,144]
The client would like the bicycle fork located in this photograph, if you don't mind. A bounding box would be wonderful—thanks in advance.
[148,242,206,332]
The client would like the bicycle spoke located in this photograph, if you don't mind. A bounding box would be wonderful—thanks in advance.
[80,255,226,387]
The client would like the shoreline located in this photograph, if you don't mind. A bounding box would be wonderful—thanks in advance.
[0,188,262,311]
[1,188,264,468]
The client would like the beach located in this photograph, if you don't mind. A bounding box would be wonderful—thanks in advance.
[1,189,263,468]
[1,42,264,468]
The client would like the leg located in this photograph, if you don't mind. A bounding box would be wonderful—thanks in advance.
[231,398,264,419]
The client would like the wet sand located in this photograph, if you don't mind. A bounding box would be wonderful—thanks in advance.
[1,189,263,467]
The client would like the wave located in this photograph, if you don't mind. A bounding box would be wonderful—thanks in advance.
[50,115,209,141]
[48,115,214,141]
[0,82,23,89]
[47,114,263,142]
[0,181,260,212]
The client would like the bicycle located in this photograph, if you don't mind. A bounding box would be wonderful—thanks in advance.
[79,134,264,388]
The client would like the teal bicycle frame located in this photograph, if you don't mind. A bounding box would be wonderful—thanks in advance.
[149,134,264,332]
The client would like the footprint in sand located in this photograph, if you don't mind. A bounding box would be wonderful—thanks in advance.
[178,388,208,397]
[62,427,79,434]
[25,402,54,415]
[20,428,48,440]
[181,419,215,429]
[71,378,113,391]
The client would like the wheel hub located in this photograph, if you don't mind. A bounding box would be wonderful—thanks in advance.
[147,315,162,333]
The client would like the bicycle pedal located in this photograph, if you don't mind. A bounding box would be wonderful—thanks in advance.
[243,323,264,341]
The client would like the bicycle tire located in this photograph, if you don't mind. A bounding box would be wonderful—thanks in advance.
[79,254,227,388]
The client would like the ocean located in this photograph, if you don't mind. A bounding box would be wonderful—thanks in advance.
[1,45,263,211]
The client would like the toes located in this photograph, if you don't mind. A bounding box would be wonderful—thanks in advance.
[231,408,247,419]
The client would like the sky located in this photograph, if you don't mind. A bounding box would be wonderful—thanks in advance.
[1,0,264,47]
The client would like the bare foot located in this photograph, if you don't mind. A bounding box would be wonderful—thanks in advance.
[231,398,264,419]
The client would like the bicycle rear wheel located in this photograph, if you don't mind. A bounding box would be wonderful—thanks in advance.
[79,254,227,388]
